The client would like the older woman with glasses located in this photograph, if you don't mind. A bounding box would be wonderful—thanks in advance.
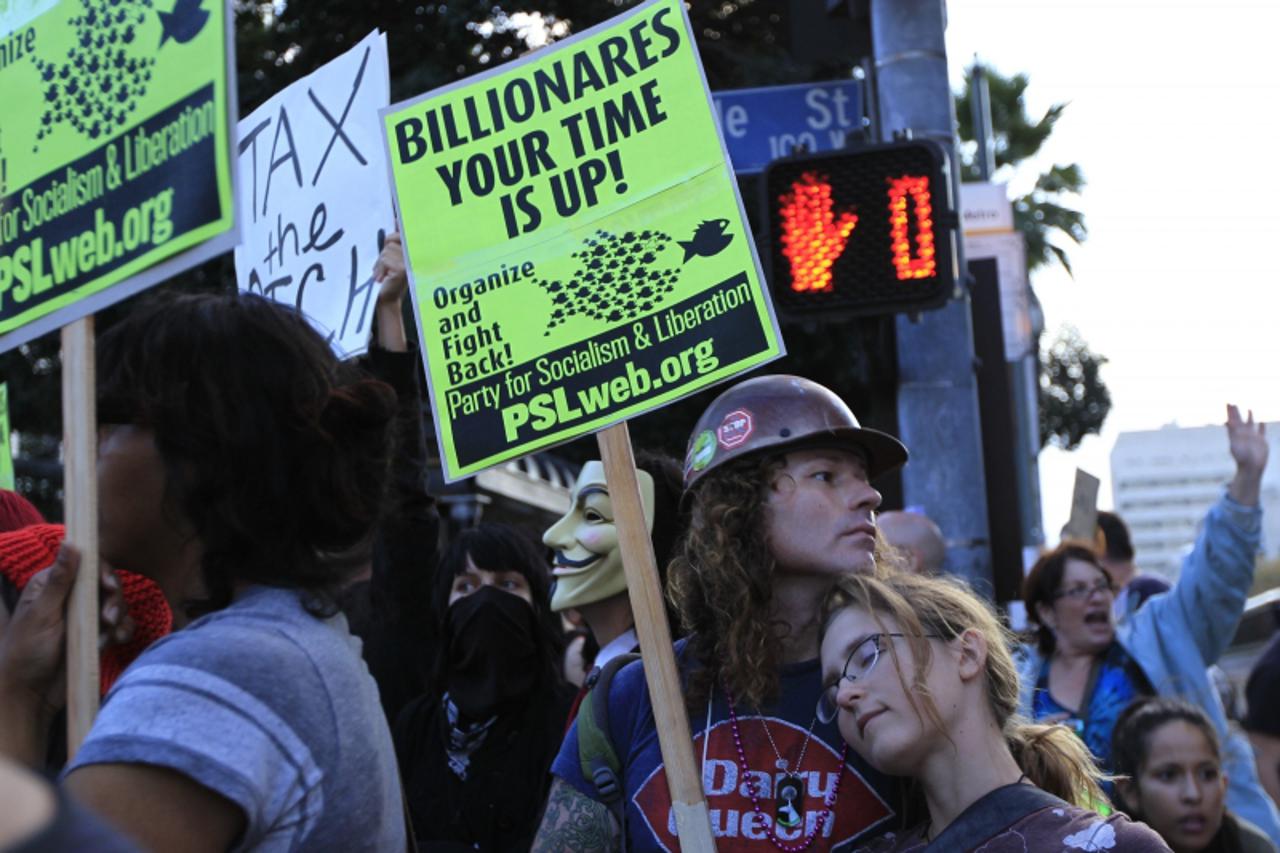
[1018,405,1280,844]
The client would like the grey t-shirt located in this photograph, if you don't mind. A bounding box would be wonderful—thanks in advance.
[67,586,405,852]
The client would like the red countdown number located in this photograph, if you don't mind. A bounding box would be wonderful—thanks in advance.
[887,175,936,280]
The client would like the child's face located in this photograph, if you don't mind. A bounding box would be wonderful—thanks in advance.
[1130,720,1227,853]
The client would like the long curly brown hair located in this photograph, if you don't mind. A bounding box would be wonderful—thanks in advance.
[669,453,906,710]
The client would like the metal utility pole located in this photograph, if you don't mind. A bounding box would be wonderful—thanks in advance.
[969,63,997,181]
[871,0,994,590]
[970,62,1047,557]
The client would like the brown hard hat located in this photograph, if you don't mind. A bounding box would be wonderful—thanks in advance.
[682,375,908,490]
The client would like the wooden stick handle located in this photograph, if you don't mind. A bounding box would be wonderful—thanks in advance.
[597,422,717,853]
[61,317,100,754]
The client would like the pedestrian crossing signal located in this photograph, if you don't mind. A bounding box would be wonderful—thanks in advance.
[762,139,959,318]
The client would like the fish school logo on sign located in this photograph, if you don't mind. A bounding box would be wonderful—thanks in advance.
[381,0,783,481]
[632,717,893,850]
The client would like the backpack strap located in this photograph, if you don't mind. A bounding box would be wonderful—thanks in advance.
[924,782,1066,852]
[577,653,642,845]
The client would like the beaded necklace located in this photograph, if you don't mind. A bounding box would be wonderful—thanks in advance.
[723,683,849,852]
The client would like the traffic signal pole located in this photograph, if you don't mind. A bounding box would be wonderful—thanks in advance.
[870,0,995,590]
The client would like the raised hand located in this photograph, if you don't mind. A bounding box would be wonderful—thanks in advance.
[1226,404,1268,506]
[371,229,409,352]
[373,230,408,304]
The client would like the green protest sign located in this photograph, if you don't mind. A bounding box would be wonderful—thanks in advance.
[0,382,12,489]
[0,0,237,353]
[383,0,783,481]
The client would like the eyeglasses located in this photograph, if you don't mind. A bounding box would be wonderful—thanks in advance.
[1052,579,1116,602]
[816,632,939,724]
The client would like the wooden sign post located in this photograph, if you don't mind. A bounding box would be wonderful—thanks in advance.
[598,422,717,852]
[61,317,100,753]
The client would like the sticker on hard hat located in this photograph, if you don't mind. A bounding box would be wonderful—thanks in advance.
[687,430,716,473]
[717,409,754,449]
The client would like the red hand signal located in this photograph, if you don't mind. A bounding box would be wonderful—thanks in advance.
[763,140,955,318]
[777,172,857,293]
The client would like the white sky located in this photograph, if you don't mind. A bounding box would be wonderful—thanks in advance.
[943,0,1280,539]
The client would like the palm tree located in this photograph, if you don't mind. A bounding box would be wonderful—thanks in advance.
[955,65,1087,276]
[955,64,1107,450]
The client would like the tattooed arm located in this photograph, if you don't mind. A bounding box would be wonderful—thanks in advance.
[532,778,621,853]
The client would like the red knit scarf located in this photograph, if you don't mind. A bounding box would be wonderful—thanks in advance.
[0,524,173,696]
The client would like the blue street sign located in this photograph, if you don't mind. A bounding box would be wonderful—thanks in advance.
[711,79,864,174]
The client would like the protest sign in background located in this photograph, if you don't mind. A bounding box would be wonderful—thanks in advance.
[1062,468,1100,543]
[0,0,237,354]
[0,382,13,490]
[235,30,392,358]
[382,0,783,481]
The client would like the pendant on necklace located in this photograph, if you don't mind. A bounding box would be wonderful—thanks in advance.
[775,774,806,830]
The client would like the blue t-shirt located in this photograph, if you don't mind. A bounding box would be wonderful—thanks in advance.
[1032,641,1151,774]
[66,587,405,852]
[552,650,902,852]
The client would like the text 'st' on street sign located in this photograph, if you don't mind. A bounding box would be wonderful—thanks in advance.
[710,79,863,174]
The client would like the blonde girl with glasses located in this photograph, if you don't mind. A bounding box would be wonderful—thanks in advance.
[818,571,1171,852]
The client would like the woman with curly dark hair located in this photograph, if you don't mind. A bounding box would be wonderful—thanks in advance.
[0,292,405,852]
[535,375,911,853]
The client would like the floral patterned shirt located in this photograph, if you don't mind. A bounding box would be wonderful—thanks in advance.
[854,803,1171,852]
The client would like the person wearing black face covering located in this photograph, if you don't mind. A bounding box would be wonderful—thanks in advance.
[445,586,541,720]
[394,524,574,852]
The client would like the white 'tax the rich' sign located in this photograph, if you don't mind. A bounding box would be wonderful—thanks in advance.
[235,31,392,358]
